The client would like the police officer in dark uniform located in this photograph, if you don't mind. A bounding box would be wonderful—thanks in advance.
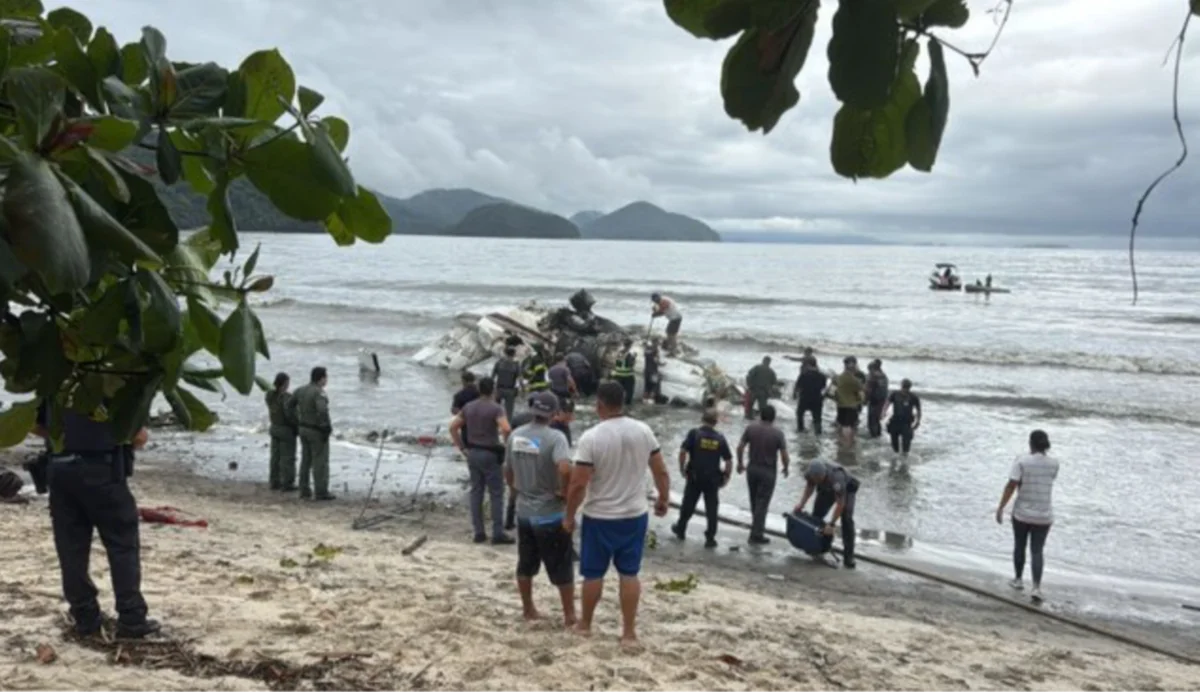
[794,460,860,569]
[34,402,159,637]
[671,409,733,548]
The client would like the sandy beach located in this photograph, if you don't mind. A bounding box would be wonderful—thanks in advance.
[1,442,1197,691]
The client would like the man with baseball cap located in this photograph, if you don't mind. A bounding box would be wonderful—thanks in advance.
[794,460,860,569]
[503,391,576,626]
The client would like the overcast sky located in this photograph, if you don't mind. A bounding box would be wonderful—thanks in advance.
[91,0,1199,242]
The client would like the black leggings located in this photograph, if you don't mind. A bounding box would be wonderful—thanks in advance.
[889,423,913,453]
[1012,519,1051,585]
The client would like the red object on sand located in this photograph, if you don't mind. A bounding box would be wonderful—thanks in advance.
[138,506,208,528]
[416,435,437,447]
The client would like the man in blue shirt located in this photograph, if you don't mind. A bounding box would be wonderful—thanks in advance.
[672,409,733,548]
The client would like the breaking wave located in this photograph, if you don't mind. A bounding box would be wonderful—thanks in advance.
[690,330,1200,377]
[253,297,450,324]
[333,279,799,307]
[918,391,1200,426]
[269,336,424,355]
[1144,315,1200,326]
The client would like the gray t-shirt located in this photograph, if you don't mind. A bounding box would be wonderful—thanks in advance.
[462,398,506,449]
[740,422,787,472]
[548,363,571,392]
[505,423,572,520]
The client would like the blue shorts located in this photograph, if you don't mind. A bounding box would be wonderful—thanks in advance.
[580,513,649,580]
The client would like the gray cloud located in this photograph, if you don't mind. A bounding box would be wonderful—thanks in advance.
[91,0,1200,240]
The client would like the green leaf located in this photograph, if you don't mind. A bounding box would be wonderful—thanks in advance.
[307,124,355,197]
[181,364,224,395]
[0,236,29,286]
[168,385,216,431]
[168,128,214,195]
[84,146,130,202]
[54,26,104,109]
[140,26,166,67]
[186,297,222,353]
[0,399,38,448]
[830,45,922,180]
[83,115,138,151]
[298,85,324,116]
[664,0,751,39]
[2,152,90,294]
[250,309,269,359]
[0,0,42,18]
[60,172,161,267]
[47,7,91,43]
[137,269,181,353]
[719,3,818,134]
[320,116,348,152]
[6,66,66,150]
[243,243,261,277]
[245,275,273,292]
[330,186,391,243]
[234,49,295,124]
[206,173,237,253]
[170,62,227,119]
[827,0,899,110]
[921,0,968,28]
[114,167,180,253]
[109,373,162,443]
[76,280,126,345]
[322,213,355,247]
[243,137,341,221]
[8,26,55,68]
[906,39,949,172]
[119,42,146,85]
[155,125,181,184]
[0,27,10,82]
[219,300,256,395]
[893,0,939,20]
[87,27,120,79]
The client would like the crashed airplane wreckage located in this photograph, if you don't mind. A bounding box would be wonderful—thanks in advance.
[411,291,743,408]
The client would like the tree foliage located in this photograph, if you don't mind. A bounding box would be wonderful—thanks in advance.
[664,0,988,178]
[0,3,391,449]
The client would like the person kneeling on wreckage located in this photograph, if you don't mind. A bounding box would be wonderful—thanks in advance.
[794,460,860,569]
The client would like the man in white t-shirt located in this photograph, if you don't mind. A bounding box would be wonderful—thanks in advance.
[995,429,1059,602]
[564,381,670,646]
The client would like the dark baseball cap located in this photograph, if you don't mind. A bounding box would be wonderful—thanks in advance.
[529,391,559,415]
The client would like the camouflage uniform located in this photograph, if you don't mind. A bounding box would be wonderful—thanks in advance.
[266,389,298,490]
[294,384,333,499]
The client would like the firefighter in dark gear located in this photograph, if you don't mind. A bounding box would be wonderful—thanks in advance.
[671,409,733,548]
[523,346,549,401]
[266,372,298,491]
[612,338,638,405]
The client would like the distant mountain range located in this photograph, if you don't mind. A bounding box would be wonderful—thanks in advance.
[140,155,720,243]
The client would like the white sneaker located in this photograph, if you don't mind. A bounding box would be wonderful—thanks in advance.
[1008,578,1025,591]
[1031,586,1044,602]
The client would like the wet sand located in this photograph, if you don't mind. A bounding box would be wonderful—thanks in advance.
[1,440,1198,691]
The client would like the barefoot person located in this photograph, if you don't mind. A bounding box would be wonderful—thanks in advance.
[995,430,1059,602]
[504,392,576,626]
[563,382,670,645]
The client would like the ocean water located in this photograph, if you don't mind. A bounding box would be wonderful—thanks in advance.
[177,233,1200,630]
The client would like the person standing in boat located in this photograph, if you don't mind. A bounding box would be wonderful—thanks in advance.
[995,430,1059,603]
[650,293,683,354]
